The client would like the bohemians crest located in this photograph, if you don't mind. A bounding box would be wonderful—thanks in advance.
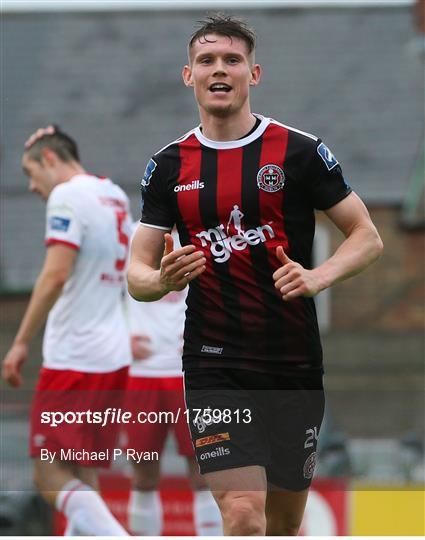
[256,164,285,193]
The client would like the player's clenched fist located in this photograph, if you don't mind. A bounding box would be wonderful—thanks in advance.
[2,342,28,387]
[159,233,206,293]
[273,246,323,301]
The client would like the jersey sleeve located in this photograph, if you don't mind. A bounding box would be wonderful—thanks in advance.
[45,184,84,250]
[304,140,352,210]
[139,157,174,230]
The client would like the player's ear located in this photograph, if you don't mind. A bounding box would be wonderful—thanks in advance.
[40,147,57,167]
[249,63,262,87]
[182,65,194,87]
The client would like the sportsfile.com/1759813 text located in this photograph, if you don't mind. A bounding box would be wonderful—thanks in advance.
[40,407,252,428]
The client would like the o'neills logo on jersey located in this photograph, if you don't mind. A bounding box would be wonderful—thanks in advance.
[257,164,285,193]
[174,180,205,193]
[196,205,275,263]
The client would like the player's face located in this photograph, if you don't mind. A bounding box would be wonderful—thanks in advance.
[183,34,261,119]
[22,154,56,201]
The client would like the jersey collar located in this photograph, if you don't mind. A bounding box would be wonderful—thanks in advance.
[194,114,270,149]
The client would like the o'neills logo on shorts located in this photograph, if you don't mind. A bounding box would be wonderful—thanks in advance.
[174,180,205,193]
[196,432,230,448]
[200,446,231,460]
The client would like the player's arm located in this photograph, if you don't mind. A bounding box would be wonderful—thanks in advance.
[273,192,383,300]
[127,225,206,302]
[320,191,383,285]
[1,244,77,387]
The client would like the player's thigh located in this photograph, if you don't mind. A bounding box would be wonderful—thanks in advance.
[33,458,75,504]
[204,464,267,493]
[185,455,207,490]
[204,466,267,533]
[73,464,99,490]
[131,459,161,491]
[265,486,309,536]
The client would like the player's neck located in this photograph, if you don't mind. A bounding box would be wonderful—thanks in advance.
[57,162,87,183]
[199,110,257,142]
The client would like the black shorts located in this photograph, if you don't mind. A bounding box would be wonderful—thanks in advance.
[184,367,325,491]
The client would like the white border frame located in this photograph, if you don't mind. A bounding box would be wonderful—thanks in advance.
[1,0,414,13]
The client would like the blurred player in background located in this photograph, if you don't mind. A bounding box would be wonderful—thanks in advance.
[125,224,222,536]
[128,13,383,536]
[2,126,132,536]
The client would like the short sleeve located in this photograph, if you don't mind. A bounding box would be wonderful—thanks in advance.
[140,157,174,230]
[304,140,352,210]
[45,185,83,250]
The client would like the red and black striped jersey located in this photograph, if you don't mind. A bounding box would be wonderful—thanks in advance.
[140,114,351,375]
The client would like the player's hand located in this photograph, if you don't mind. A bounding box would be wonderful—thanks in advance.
[131,335,152,360]
[25,125,56,148]
[159,234,206,293]
[273,246,322,301]
[1,342,28,387]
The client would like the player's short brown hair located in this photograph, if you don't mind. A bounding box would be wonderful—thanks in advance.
[189,13,256,56]
[25,127,80,163]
